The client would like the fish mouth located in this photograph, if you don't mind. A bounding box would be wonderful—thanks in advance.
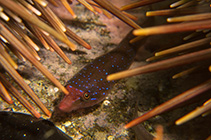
[58,102,73,113]
[58,95,81,113]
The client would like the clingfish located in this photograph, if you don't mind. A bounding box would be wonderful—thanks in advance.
[59,32,140,112]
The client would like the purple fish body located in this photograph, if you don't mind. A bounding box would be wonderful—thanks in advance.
[59,32,138,112]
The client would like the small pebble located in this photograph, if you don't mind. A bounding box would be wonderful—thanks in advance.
[107,135,114,140]
[103,100,110,106]
[49,88,54,93]
[54,87,59,92]
[64,121,72,127]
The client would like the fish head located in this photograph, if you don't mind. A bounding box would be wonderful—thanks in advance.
[58,85,106,112]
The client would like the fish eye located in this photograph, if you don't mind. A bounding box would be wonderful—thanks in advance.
[83,92,90,100]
